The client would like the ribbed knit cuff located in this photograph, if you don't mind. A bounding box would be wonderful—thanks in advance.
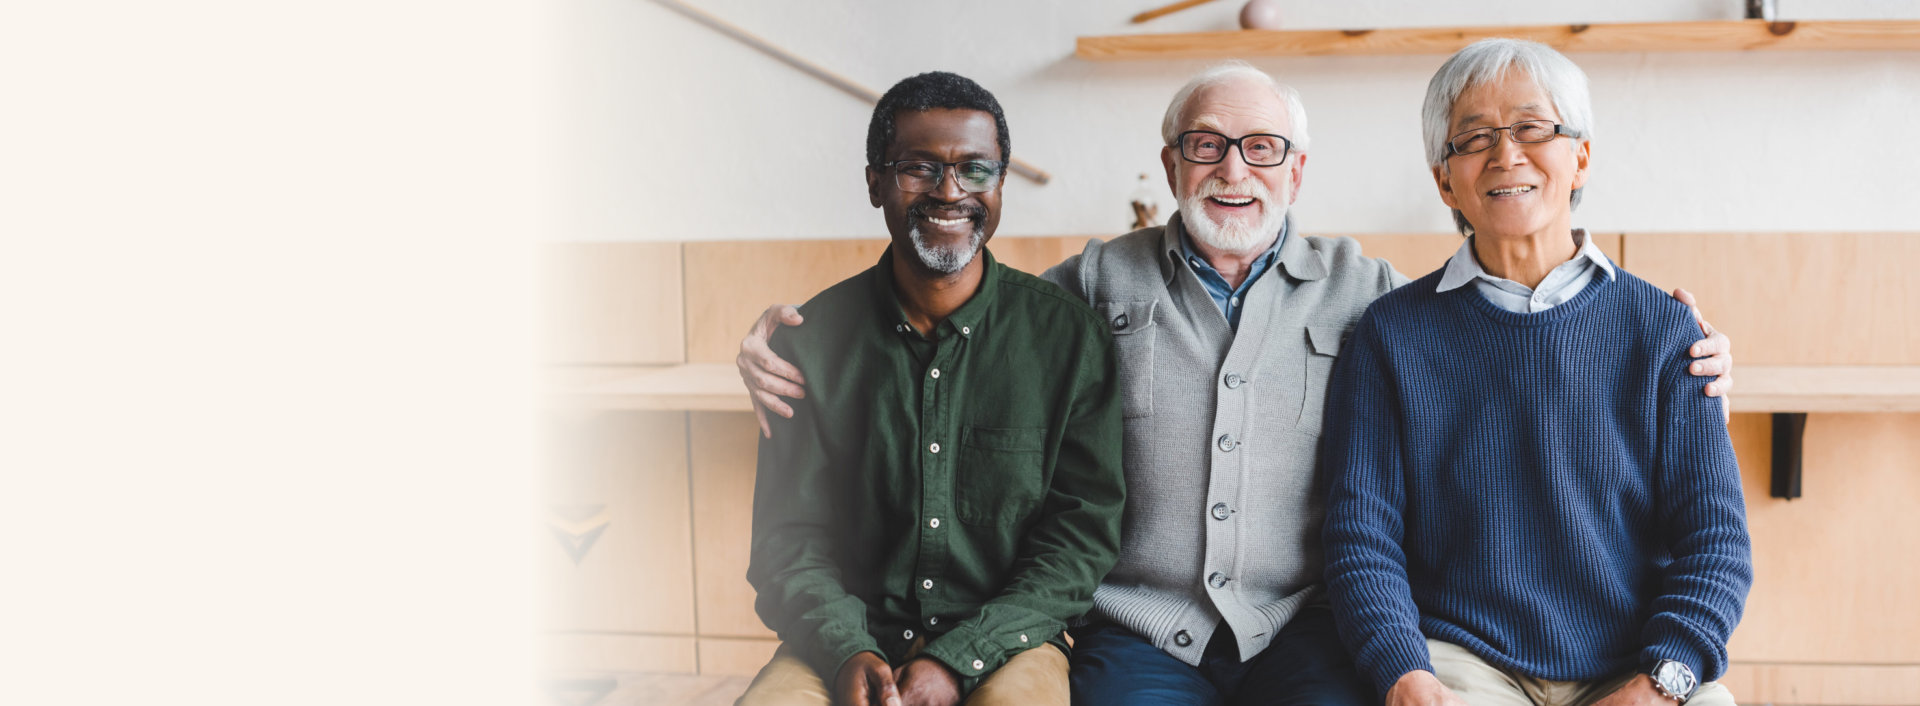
[1643,632,1719,684]
[1362,631,1434,698]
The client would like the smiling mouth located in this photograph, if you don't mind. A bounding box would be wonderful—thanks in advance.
[924,215,971,226]
[1208,196,1256,207]
[1487,185,1536,196]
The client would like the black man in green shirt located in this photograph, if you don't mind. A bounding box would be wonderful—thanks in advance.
[738,72,1126,706]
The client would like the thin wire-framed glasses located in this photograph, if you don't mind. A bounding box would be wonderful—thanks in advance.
[881,160,1006,193]
[1176,130,1293,167]
[1446,120,1580,157]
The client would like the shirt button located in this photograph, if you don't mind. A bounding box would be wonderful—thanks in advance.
[904,629,915,639]
[1019,634,1029,643]
[961,326,971,335]
[972,659,985,671]
[930,368,940,379]
[930,443,941,454]
[922,579,934,590]
[896,324,909,333]
[1208,572,1228,589]
[1230,296,1240,307]
[1174,630,1193,647]
[1211,502,1231,521]
[1216,434,1237,452]
[1223,372,1242,389]
[929,517,940,529]
[929,616,939,626]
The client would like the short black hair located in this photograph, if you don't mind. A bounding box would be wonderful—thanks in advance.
[866,71,1011,168]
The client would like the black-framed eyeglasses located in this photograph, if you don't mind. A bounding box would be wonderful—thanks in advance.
[1445,120,1580,157]
[880,160,1006,193]
[1175,130,1293,167]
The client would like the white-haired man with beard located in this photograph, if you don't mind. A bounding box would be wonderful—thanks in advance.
[736,63,1736,705]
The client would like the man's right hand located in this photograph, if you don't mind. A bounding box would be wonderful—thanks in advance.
[834,652,902,706]
[1386,670,1467,706]
[737,304,807,438]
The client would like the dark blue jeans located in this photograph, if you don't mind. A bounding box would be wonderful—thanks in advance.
[1068,605,1374,706]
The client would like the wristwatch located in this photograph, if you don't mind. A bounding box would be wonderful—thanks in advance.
[1649,659,1697,702]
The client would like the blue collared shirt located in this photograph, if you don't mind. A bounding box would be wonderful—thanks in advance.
[1178,218,1289,330]
[1435,228,1616,313]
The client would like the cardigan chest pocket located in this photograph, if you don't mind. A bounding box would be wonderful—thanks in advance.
[1297,325,1347,434]
[956,425,1048,526]
[1101,300,1157,419]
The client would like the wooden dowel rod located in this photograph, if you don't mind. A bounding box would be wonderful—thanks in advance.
[1131,0,1220,24]
[650,0,1051,185]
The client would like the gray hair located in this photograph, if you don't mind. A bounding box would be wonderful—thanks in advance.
[1421,38,1593,235]
[1161,61,1310,156]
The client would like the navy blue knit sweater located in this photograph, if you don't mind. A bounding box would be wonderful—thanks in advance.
[1321,267,1752,697]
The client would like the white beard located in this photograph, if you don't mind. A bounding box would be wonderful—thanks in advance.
[1180,178,1289,254]
[908,221,985,275]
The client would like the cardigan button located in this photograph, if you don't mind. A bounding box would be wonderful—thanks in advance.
[1211,502,1231,521]
[1224,372,1243,389]
[1208,572,1228,589]
[1216,434,1238,452]
[1113,313,1129,330]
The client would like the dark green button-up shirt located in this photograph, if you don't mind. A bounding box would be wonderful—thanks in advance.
[748,247,1125,692]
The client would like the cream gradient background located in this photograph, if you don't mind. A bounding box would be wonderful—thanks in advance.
[4,1,546,704]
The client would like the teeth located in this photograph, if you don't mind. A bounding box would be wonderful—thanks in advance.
[1213,197,1254,205]
[925,216,969,226]
[1488,186,1536,196]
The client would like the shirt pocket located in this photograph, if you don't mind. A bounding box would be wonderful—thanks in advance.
[955,425,1047,526]
[1297,325,1347,434]
[1100,300,1157,419]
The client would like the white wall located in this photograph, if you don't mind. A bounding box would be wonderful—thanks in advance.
[560,0,1920,242]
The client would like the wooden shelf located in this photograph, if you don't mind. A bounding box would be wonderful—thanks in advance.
[1076,19,1920,60]
[548,364,1920,414]
[1736,366,1920,414]
[548,364,751,413]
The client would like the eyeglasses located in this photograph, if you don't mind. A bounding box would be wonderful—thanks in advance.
[1176,130,1293,167]
[880,160,1006,193]
[1446,120,1580,157]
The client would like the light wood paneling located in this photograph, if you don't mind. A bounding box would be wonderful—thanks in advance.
[682,237,1099,363]
[1737,366,1920,413]
[543,242,685,365]
[1337,232,1622,281]
[700,638,782,677]
[1624,233,1920,365]
[1726,413,1920,664]
[540,410,696,634]
[684,240,888,363]
[1077,20,1920,60]
[1720,662,1920,705]
[690,411,775,639]
[539,633,698,673]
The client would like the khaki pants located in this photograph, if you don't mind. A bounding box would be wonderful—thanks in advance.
[1428,640,1737,706]
[736,641,1068,706]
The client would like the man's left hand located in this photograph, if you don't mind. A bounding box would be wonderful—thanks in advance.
[1591,674,1679,706]
[891,657,962,706]
[1672,287,1734,422]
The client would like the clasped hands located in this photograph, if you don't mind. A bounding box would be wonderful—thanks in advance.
[835,652,962,706]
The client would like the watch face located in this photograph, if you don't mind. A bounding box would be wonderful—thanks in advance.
[1654,660,1697,698]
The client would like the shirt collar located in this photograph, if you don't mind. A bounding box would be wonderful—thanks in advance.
[1162,211,1321,282]
[1435,228,1616,293]
[871,244,998,339]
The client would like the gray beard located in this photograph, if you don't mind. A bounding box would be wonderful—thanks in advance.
[909,221,985,275]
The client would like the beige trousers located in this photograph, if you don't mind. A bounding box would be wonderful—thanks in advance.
[1428,640,1737,706]
[735,642,1068,706]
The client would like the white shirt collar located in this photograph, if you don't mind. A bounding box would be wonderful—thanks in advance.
[1435,228,1616,293]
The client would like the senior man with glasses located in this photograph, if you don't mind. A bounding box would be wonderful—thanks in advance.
[1322,39,1751,706]
[737,62,1738,705]
[736,71,1126,706]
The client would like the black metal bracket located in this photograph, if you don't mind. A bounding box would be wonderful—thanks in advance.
[1770,412,1808,499]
